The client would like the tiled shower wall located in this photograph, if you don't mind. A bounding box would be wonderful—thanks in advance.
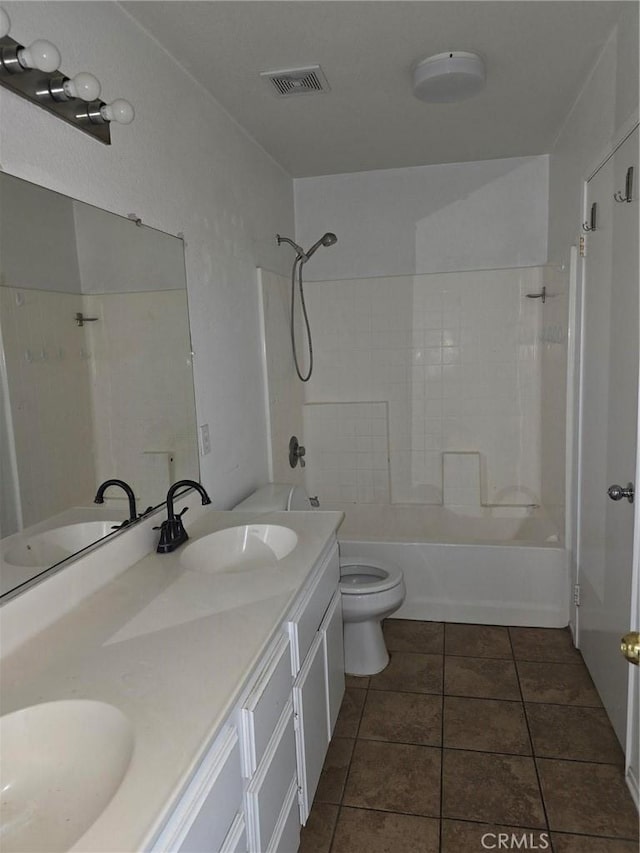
[0,286,96,530]
[298,267,543,508]
[0,285,199,532]
[85,288,199,512]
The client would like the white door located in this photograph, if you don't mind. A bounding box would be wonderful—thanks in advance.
[578,126,639,748]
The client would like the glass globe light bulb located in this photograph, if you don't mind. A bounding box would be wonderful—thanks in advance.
[0,7,11,39]
[63,72,101,102]
[18,39,61,73]
[100,98,135,125]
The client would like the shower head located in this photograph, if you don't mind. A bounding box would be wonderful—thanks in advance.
[277,231,338,263]
[302,232,338,262]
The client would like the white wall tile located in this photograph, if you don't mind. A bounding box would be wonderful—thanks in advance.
[296,267,542,506]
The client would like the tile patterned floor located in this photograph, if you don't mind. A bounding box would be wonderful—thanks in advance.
[299,621,639,853]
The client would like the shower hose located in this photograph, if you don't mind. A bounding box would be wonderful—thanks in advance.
[290,255,313,382]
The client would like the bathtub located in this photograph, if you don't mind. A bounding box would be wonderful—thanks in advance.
[329,503,568,628]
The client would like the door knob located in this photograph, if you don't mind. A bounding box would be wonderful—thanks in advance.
[620,632,640,666]
[607,483,634,503]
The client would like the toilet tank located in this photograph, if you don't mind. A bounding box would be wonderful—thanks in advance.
[233,483,312,511]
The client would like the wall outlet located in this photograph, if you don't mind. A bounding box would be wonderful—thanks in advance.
[199,423,211,456]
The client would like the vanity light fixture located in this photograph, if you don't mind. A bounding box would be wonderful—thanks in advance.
[0,6,134,144]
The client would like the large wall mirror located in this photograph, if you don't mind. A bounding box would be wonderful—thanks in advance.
[0,173,199,600]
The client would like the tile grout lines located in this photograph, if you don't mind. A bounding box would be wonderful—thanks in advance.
[508,625,553,841]
[315,622,636,852]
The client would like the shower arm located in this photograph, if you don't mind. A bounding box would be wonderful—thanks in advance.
[276,234,308,261]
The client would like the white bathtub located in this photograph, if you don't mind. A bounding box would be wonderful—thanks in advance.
[329,503,569,628]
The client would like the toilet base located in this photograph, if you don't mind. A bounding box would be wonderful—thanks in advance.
[344,620,390,676]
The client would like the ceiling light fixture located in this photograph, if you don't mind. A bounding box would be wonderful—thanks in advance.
[413,51,485,103]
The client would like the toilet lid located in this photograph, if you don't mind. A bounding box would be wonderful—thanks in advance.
[340,558,404,595]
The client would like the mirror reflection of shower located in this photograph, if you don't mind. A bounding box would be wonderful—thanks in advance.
[276,232,337,382]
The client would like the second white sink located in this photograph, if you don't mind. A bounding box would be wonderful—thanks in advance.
[181,524,298,574]
[2,521,123,569]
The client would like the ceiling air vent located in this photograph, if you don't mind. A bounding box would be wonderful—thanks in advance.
[260,65,330,98]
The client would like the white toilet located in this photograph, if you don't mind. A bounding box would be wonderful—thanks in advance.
[233,483,406,676]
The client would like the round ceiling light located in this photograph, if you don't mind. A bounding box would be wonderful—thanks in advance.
[413,51,485,103]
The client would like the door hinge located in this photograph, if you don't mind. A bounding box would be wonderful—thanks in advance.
[579,235,586,257]
[573,584,581,606]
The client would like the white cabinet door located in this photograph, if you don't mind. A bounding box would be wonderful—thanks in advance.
[320,591,345,740]
[267,778,300,853]
[293,631,329,823]
[152,726,242,853]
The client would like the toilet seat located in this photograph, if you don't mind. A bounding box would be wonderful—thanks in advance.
[340,558,404,595]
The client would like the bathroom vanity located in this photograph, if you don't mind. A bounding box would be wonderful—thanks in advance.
[0,503,345,852]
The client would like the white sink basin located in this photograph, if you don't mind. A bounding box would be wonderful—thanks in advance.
[181,524,298,574]
[0,700,134,852]
[2,521,123,569]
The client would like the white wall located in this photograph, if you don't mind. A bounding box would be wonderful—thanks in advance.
[294,155,548,281]
[0,1,294,509]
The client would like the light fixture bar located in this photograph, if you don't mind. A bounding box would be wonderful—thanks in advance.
[0,12,134,145]
[0,35,111,143]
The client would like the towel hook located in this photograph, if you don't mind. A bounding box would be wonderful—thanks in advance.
[526,286,546,304]
[582,202,597,232]
[614,166,634,203]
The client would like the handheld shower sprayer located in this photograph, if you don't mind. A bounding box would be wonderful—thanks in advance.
[276,231,338,381]
[276,232,337,264]
[302,231,338,262]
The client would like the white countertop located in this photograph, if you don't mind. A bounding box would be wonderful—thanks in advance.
[0,508,343,853]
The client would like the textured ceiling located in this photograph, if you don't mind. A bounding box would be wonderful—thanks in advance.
[123,1,627,177]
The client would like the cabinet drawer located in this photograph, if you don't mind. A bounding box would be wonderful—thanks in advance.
[246,701,297,853]
[153,726,242,853]
[220,812,247,853]
[287,543,339,674]
[240,635,291,776]
[267,778,300,853]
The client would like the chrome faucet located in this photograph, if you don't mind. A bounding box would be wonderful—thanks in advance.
[94,479,138,525]
[156,480,212,553]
